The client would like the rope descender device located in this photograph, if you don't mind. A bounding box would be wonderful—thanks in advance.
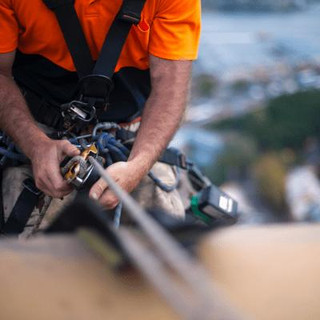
[62,143,101,190]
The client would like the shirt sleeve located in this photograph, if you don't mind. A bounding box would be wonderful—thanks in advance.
[0,1,19,53]
[149,0,201,60]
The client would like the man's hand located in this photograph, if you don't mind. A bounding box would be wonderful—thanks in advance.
[29,139,80,198]
[0,51,80,199]
[89,161,142,209]
[88,56,192,210]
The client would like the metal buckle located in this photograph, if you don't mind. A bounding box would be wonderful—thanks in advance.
[61,100,96,125]
[119,10,140,24]
[23,178,42,196]
[179,153,188,170]
[72,165,94,189]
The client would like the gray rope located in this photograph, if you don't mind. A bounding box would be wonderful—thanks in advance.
[89,157,243,320]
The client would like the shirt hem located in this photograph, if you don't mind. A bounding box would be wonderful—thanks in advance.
[149,48,198,61]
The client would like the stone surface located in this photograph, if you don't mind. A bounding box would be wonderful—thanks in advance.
[0,235,178,320]
[199,223,320,320]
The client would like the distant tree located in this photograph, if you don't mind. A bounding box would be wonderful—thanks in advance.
[212,90,320,152]
[205,134,258,185]
[254,153,288,217]
[192,73,219,98]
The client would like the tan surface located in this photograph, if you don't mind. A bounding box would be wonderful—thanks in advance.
[199,223,320,320]
[0,235,179,320]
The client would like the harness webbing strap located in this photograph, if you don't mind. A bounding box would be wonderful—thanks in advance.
[43,0,94,78]
[43,0,146,79]
[160,148,190,170]
[0,171,4,232]
[4,178,42,235]
[92,0,146,77]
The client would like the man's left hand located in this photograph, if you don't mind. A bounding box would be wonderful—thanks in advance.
[89,161,143,209]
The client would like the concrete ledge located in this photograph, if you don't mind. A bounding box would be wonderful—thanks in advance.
[199,223,320,320]
[0,235,178,320]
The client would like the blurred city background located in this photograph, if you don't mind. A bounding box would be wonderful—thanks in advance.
[172,0,320,224]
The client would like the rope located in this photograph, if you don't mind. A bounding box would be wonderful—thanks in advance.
[0,124,181,232]
[0,132,29,166]
[113,202,123,229]
[148,167,180,193]
[89,157,243,320]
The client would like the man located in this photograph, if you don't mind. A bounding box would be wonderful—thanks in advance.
[0,0,201,232]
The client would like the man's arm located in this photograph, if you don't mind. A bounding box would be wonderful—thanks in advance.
[89,55,192,208]
[0,51,79,198]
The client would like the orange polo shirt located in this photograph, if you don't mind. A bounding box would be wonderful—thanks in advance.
[0,0,201,70]
[0,0,201,122]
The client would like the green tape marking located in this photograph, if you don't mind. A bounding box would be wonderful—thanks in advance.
[191,195,213,225]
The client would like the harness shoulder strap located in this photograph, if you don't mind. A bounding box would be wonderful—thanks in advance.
[93,0,146,77]
[43,0,146,80]
[43,0,94,78]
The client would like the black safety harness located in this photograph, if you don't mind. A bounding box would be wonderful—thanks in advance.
[2,0,147,234]
[1,0,238,235]
[43,0,147,132]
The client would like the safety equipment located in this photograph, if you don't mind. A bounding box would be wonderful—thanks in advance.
[3,178,42,235]
[42,0,146,132]
[60,123,238,227]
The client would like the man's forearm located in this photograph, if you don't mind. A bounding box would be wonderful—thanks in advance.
[128,56,192,178]
[88,57,193,208]
[0,75,49,159]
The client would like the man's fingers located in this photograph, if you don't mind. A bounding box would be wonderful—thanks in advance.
[99,190,119,209]
[48,172,72,195]
[89,178,119,209]
[36,174,72,198]
[60,140,80,158]
[89,178,108,200]
[31,139,79,198]
[35,158,73,198]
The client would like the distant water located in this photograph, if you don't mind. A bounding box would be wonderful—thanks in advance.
[196,5,320,75]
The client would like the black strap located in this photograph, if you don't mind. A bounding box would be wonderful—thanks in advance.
[0,170,4,232]
[160,148,190,170]
[93,0,146,77]
[160,148,212,190]
[43,0,146,79]
[115,128,137,142]
[4,178,42,235]
[43,0,94,78]
[22,86,64,130]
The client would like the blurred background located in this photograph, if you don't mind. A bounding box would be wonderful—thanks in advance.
[172,0,320,224]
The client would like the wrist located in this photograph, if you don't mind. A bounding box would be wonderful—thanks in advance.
[23,131,52,161]
[127,156,152,181]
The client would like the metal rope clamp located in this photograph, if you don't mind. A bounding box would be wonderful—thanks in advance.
[62,144,101,190]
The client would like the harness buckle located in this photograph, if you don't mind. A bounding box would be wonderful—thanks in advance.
[119,10,141,25]
[22,178,42,196]
[179,153,188,170]
[61,100,96,129]
[60,74,113,130]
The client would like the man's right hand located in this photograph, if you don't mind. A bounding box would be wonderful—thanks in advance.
[29,138,80,198]
[0,51,79,198]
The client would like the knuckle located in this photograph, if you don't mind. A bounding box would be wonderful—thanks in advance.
[34,180,42,190]
[109,201,119,210]
[52,190,66,198]
[56,185,65,193]
[95,182,106,194]
[51,192,60,199]
[101,194,118,209]
[54,180,66,191]
[35,178,45,191]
